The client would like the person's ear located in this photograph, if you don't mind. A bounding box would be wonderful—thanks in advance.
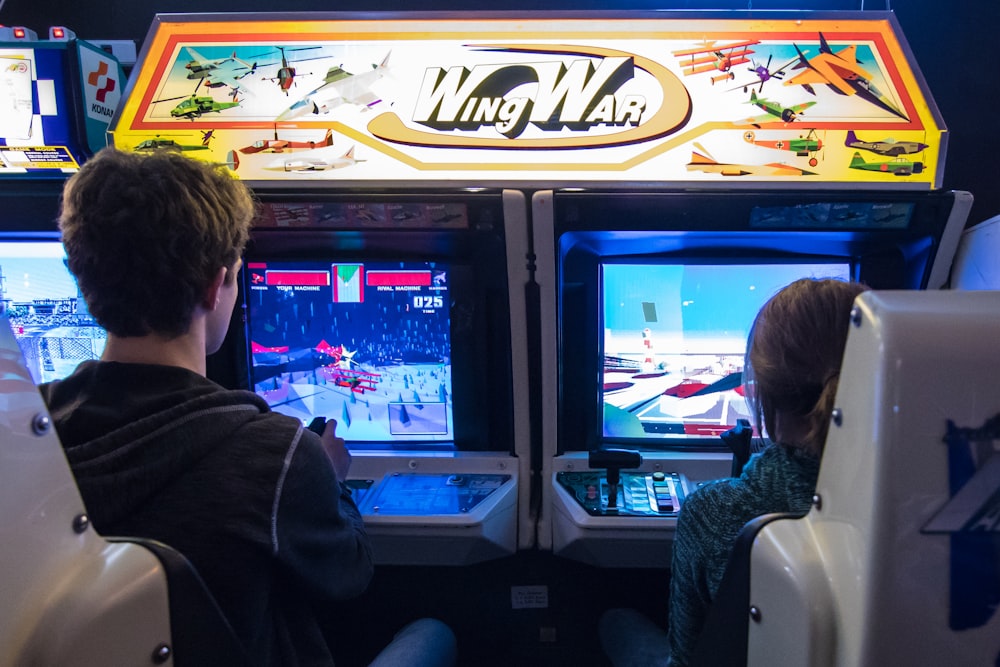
[202,266,228,310]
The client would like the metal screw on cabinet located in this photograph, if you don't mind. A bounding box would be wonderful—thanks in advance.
[850,306,862,327]
[72,514,90,534]
[749,606,762,623]
[831,408,843,427]
[812,494,823,511]
[32,413,51,435]
[152,643,171,664]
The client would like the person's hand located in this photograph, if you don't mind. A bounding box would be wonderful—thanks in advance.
[320,418,351,480]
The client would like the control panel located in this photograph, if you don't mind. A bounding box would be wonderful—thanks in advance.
[359,473,511,516]
[556,470,685,517]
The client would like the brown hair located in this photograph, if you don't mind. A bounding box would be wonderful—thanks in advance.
[744,278,869,455]
[59,148,254,338]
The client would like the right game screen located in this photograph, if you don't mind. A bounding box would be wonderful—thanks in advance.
[600,262,851,441]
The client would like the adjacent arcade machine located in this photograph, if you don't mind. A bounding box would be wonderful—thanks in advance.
[235,192,527,566]
[521,13,972,567]
[0,26,124,386]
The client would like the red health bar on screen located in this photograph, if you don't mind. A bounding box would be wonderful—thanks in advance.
[266,271,331,287]
[366,271,431,287]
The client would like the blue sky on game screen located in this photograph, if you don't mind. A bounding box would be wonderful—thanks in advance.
[246,259,453,444]
[600,262,850,439]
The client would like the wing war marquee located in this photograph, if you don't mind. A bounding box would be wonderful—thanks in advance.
[109,13,945,187]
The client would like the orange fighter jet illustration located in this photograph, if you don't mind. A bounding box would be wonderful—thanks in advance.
[784,33,909,121]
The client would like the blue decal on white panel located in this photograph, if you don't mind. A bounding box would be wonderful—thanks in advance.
[923,414,1000,633]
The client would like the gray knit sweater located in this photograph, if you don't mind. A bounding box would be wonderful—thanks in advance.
[667,443,820,666]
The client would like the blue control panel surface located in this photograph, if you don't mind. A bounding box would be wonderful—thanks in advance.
[362,473,511,516]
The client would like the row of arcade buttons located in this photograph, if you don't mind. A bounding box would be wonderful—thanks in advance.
[649,471,674,513]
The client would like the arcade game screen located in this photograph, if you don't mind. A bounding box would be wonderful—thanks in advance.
[600,261,850,440]
[245,259,453,447]
[0,240,106,383]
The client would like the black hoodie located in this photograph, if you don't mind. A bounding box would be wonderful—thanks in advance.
[40,361,374,666]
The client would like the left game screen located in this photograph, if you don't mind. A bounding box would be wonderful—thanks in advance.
[0,241,106,383]
[245,259,453,447]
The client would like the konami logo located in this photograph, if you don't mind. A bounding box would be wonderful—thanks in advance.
[369,44,691,150]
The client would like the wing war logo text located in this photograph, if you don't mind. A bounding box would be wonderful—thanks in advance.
[368,44,692,150]
[413,56,644,138]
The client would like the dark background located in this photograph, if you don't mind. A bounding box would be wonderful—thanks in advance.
[3,0,996,227]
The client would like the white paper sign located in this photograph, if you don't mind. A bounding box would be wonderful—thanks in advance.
[0,56,34,140]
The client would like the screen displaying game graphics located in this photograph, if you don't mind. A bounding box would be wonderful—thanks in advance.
[601,262,850,440]
[0,241,106,383]
[246,259,453,446]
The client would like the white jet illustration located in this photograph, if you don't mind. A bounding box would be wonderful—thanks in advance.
[265,145,363,172]
[276,53,390,120]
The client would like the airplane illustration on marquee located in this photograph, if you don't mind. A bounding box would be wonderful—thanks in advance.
[845,130,928,156]
[849,151,924,176]
[687,142,816,177]
[784,33,910,121]
[728,54,794,93]
[239,128,335,154]
[671,39,760,84]
[182,47,258,97]
[276,53,391,120]
[743,129,824,167]
[742,90,816,126]
[264,144,363,172]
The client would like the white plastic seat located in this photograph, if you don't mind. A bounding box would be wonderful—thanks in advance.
[744,290,1000,666]
[0,316,247,666]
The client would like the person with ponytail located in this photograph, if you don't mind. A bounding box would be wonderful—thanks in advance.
[600,278,869,667]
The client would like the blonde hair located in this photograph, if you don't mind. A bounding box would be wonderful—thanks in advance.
[744,278,869,455]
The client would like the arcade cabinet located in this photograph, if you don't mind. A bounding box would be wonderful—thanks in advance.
[535,185,970,567]
[0,26,123,385]
[107,13,542,566]
[519,13,974,567]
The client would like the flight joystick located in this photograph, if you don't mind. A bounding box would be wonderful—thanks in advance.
[588,448,643,510]
[307,417,327,436]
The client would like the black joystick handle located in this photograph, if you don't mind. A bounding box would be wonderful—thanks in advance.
[307,417,327,436]
[589,448,643,510]
[721,419,752,477]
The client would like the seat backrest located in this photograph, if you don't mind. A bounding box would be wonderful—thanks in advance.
[689,511,804,667]
[745,290,1000,667]
[0,316,248,666]
[0,316,174,664]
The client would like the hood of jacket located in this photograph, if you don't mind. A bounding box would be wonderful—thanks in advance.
[40,361,274,528]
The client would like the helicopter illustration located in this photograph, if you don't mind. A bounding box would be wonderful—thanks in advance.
[151,94,241,120]
[262,45,327,95]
